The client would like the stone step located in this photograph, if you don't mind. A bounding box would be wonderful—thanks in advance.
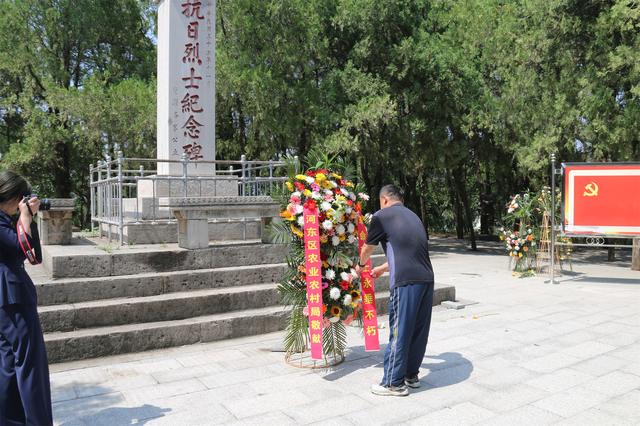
[36,254,388,306]
[39,283,281,333]
[36,263,288,306]
[44,282,455,363]
[44,305,289,364]
[38,274,395,332]
[43,240,289,278]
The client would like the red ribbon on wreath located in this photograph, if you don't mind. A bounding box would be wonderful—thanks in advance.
[357,214,380,351]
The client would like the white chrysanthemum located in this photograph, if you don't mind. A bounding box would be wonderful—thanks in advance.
[324,189,333,196]
[336,224,346,235]
[334,212,345,223]
[340,271,351,282]
[322,220,333,230]
[297,216,305,226]
[340,188,349,196]
[330,181,338,188]
[292,191,301,198]
[348,235,356,244]
[325,269,336,280]
[295,205,303,214]
[321,201,332,211]
[305,176,315,184]
[329,315,340,323]
[343,294,352,306]
[312,191,322,200]
[350,268,357,276]
[347,223,355,233]
[332,236,340,246]
[349,192,357,201]
[358,192,370,201]
[329,287,341,300]
[345,207,352,214]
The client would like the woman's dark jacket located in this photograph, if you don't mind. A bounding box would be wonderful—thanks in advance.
[0,210,37,307]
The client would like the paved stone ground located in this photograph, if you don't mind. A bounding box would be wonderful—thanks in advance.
[49,239,640,425]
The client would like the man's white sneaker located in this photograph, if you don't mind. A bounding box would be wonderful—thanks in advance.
[405,375,421,388]
[370,383,409,396]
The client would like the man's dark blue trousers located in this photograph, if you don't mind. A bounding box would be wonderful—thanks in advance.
[381,282,434,387]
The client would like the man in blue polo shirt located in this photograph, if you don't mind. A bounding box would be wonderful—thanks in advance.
[357,184,435,396]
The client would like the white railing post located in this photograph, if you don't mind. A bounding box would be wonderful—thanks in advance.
[240,154,247,196]
[105,155,112,242]
[117,151,124,246]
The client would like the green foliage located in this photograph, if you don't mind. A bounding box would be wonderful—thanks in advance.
[1,0,638,237]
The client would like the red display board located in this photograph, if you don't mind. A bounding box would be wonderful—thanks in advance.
[563,163,640,236]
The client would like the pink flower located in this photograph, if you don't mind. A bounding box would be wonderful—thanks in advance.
[311,183,321,192]
[322,281,329,289]
[302,307,309,316]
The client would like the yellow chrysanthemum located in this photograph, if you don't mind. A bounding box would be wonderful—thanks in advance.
[303,189,312,197]
[331,173,342,179]
[279,210,295,221]
[290,224,303,238]
[315,173,327,182]
[345,181,354,187]
[295,174,307,181]
[285,181,294,192]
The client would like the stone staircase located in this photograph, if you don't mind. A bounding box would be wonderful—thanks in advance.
[32,239,455,363]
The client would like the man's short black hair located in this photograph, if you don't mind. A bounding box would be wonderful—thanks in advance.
[379,184,404,202]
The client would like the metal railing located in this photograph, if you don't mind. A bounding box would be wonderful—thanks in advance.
[90,152,297,245]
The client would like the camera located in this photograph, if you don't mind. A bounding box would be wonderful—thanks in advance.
[22,194,51,211]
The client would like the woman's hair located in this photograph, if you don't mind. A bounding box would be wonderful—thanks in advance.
[0,171,31,203]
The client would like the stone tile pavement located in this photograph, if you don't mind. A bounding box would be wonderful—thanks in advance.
[49,241,640,425]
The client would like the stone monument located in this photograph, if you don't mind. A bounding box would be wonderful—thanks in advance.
[157,0,216,175]
[136,0,237,224]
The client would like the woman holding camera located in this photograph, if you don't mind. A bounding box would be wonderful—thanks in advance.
[0,171,53,426]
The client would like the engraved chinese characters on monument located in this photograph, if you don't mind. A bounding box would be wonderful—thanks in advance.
[157,0,215,175]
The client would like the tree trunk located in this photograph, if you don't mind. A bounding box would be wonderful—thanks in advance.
[448,170,464,239]
[606,238,615,261]
[453,166,477,251]
[632,238,640,271]
[53,140,72,197]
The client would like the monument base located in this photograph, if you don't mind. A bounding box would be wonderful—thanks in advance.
[125,176,239,220]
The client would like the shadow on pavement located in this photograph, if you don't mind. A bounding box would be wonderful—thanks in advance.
[54,383,171,426]
[321,346,473,391]
[560,275,640,285]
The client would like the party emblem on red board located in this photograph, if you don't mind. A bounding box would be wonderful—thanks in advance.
[563,163,640,236]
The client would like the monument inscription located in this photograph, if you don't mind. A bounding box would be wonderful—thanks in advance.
[157,0,215,175]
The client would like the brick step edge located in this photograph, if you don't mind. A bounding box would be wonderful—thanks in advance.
[36,254,388,306]
[38,276,393,333]
[45,283,454,364]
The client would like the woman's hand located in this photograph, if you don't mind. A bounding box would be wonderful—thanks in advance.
[19,196,40,217]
